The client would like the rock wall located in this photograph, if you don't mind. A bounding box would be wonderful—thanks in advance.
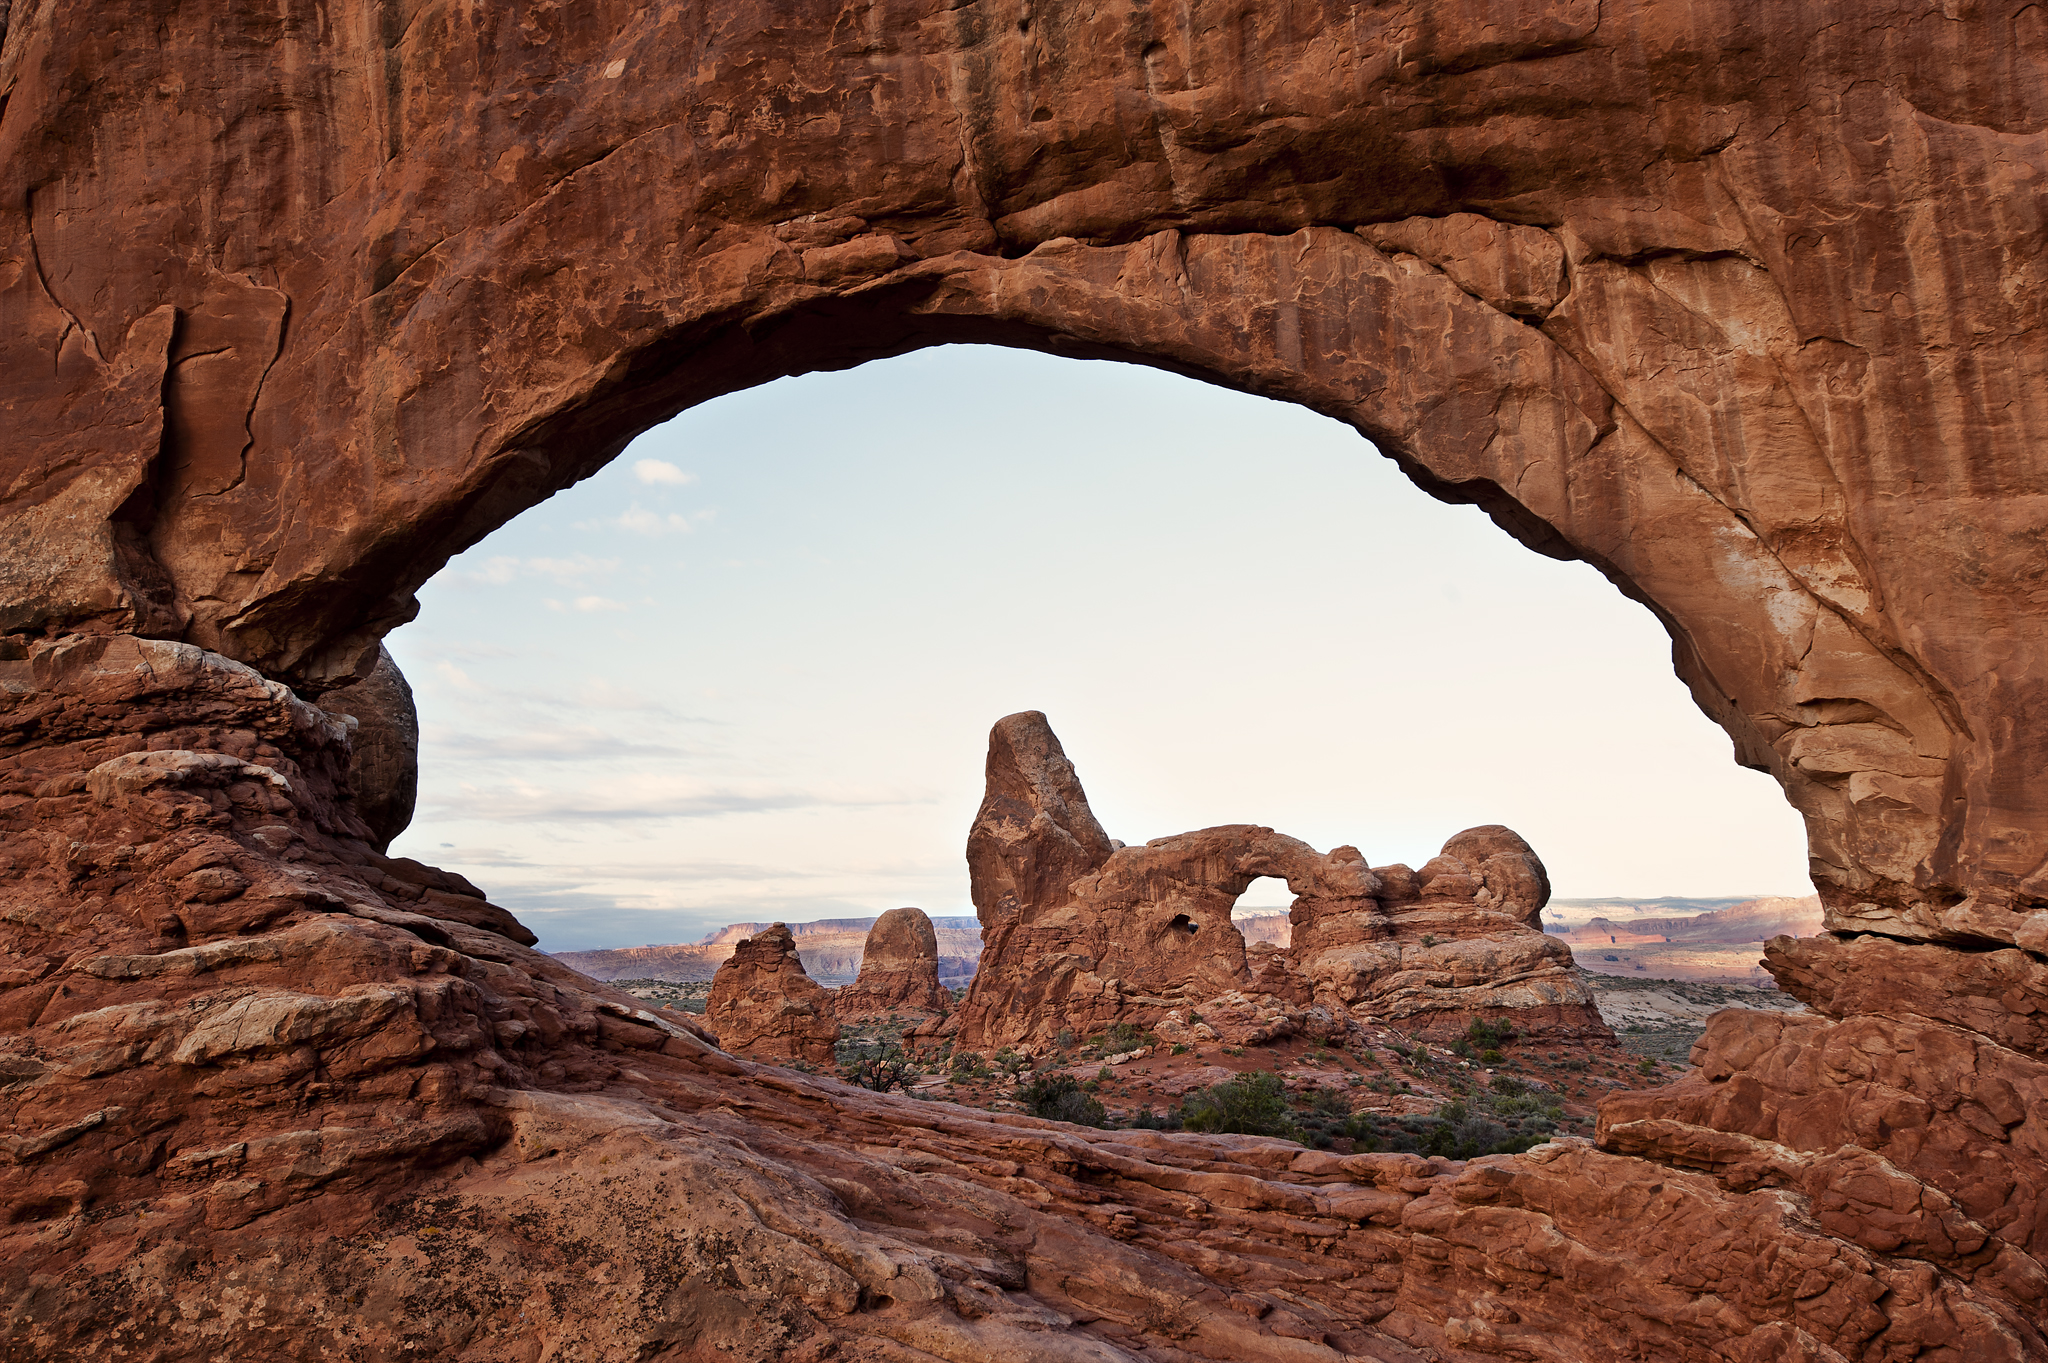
[4,0,2048,1356]
[317,645,418,853]
[7,0,2046,946]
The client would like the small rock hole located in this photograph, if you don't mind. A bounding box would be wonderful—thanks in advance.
[1169,913,1197,936]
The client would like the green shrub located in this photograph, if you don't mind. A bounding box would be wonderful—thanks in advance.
[1466,1018,1518,1051]
[1180,1071,1301,1141]
[1103,1021,1149,1052]
[1019,1074,1106,1127]
[839,1043,915,1092]
[1306,1087,1352,1118]
[950,1050,987,1080]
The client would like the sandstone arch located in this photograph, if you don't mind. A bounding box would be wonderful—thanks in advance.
[4,2,2047,1358]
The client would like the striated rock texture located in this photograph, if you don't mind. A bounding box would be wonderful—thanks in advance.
[955,715,1605,1050]
[4,0,2048,1356]
[703,923,838,1065]
[835,907,951,1020]
[6,0,2046,953]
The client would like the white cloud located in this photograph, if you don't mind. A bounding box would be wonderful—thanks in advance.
[634,459,695,486]
[433,661,485,692]
[573,595,629,613]
[614,505,695,536]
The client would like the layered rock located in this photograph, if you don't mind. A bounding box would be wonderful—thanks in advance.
[1293,827,1606,1041]
[834,907,951,1020]
[954,715,1606,1051]
[703,923,839,1065]
[8,0,2045,957]
[0,638,2039,1359]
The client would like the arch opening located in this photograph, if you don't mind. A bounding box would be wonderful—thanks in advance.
[379,344,1811,958]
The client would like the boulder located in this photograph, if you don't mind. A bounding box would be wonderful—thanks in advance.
[1291,827,1606,1042]
[319,645,419,852]
[704,923,839,1065]
[834,907,951,1019]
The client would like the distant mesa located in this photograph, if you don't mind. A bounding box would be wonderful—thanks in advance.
[1582,895,1823,946]
[948,711,1610,1052]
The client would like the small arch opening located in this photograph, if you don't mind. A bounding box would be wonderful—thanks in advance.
[1167,913,1198,936]
[1233,877,1293,950]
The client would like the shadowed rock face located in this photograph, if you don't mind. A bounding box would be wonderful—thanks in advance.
[318,645,418,853]
[835,907,950,1020]
[954,715,1605,1050]
[5,0,2048,1356]
[704,923,839,1065]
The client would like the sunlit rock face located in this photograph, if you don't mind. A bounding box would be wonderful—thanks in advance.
[834,907,951,1021]
[4,0,2048,1357]
[953,714,1607,1051]
[704,923,840,1064]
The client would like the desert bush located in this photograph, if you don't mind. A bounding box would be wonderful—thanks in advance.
[839,1043,915,1093]
[1019,1074,1106,1127]
[1180,1071,1300,1141]
[1466,1018,1518,1051]
[1103,1022,1150,1052]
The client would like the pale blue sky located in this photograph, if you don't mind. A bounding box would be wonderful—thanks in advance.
[384,345,1811,951]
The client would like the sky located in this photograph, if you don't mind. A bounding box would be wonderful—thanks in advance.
[383,345,1813,952]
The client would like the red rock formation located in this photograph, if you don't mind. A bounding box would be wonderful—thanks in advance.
[1290,827,1605,1041]
[955,715,1606,1050]
[6,1,2048,1356]
[835,907,950,1020]
[0,632,2040,1363]
[703,923,839,1065]
[317,645,418,853]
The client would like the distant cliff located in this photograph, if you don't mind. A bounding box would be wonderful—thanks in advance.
[554,911,1292,983]
[1577,895,1823,947]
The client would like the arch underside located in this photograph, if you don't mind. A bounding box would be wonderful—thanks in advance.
[3,0,2047,1358]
